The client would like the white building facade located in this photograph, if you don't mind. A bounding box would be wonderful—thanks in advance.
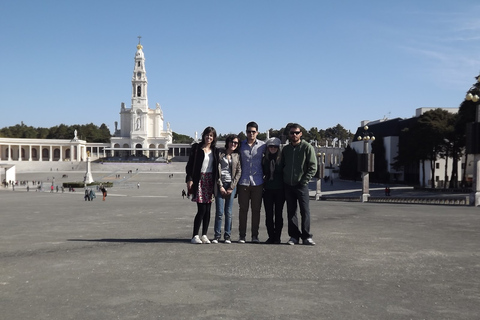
[107,42,173,160]
[0,41,175,165]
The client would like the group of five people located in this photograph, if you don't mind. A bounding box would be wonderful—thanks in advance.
[185,121,317,246]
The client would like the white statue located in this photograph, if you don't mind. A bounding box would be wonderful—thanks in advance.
[156,103,164,119]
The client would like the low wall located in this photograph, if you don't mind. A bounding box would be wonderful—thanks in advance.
[319,196,470,206]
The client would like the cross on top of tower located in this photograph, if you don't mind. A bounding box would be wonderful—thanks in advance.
[137,36,143,50]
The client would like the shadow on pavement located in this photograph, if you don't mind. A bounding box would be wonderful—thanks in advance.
[68,238,191,244]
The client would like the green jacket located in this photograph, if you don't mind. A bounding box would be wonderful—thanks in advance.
[281,140,317,186]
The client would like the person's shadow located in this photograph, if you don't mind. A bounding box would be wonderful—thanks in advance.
[68,238,190,244]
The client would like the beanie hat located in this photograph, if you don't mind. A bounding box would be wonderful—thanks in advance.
[266,137,281,147]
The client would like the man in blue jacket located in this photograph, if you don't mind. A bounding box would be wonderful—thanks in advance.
[237,121,266,243]
[281,123,317,245]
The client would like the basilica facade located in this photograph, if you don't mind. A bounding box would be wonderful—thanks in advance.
[106,42,173,160]
[0,41,183,164]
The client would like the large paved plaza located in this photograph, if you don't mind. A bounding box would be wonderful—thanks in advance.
[1,164,480,319]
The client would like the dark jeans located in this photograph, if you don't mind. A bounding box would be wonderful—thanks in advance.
[284,183,312,240]
[263,188,285,242]
[238,185,263,238]
[192,203,212,237]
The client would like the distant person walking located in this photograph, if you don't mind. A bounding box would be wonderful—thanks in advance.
[185,126,219,244]
[182,189,187,199]
[100,185,107,201]
[281,123,317,246]
[212,134,241,244]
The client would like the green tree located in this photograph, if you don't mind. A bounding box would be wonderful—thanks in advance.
[237,131,246,142]
[371,136,389,183]
[392,119,427,186]
[339,145,358,181]
[417,109,455,188]
[172,132,194,144]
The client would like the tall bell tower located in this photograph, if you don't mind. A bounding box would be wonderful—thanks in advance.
[131,36,148,137]
[110,38,172,160]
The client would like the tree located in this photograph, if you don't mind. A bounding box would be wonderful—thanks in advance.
[339,145,358,181]
[172,132,194,144]
[392,119,428,186]
[416,109,455,188]
[370,136,389,183]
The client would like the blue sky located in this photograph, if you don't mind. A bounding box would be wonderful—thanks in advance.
[1,0,480,137]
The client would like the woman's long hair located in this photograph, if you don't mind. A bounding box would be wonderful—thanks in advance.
[200,126,217,149]
[263,144,282,166]
[224,134,240,153]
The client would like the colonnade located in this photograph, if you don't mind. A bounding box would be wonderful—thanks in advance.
[0,138,87,162]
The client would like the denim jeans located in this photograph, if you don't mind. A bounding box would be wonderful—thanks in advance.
[284,183,312,240]
[214,186,236,239]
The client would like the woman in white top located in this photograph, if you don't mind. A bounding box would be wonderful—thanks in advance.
[185,127,219,244]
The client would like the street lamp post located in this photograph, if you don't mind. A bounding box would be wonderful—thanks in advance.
[465,75,480,206]
[315,152,325,200]
[357,126,375,202]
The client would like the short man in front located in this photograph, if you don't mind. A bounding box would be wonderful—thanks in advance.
[281,123,317,245]
[237,121,266,243]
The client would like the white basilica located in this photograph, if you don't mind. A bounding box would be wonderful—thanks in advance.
[107,41,173,159]
[0,41,179,168]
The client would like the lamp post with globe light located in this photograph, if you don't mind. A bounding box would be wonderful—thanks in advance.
[465,75,480,206]
[315,152,325,200]
[357,126,375,202]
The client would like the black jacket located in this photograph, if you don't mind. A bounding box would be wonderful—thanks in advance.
[185,143,219,196]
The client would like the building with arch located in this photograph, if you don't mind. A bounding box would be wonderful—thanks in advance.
[0,41,180,167]
[105,41,173,160]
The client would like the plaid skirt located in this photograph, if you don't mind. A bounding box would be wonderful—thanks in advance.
[194,172,214,203]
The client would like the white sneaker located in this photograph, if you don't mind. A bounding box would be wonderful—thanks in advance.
[200,235,211,244]
[238,237,246,244]
[211,239,219,244]
[303,238,316,246]
[224,239,231,244]
[191,235,202,244]
[287,237,299,245]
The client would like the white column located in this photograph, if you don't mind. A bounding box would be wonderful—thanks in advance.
[8,144,12,161]
[59,146,63,161]
[49,145,53,161]
[18,144,22,161]
[29,145,32,161]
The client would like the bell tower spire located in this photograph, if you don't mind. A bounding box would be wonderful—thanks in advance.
[131,36,148,135]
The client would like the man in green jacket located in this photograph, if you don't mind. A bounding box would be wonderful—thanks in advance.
[281,123,317,245]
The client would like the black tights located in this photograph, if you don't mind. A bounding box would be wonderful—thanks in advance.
[192,202,212,237]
